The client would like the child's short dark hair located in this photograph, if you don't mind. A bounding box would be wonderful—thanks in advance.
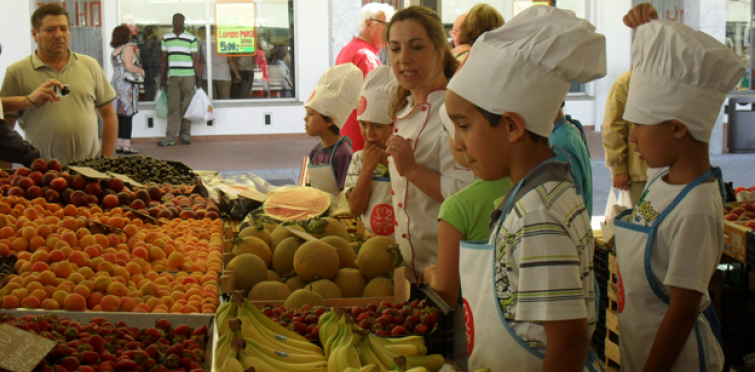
[475,105,548,145]
[322,114,340,135]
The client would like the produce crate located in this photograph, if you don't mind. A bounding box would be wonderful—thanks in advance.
[724,221,752,263]
[221,268,411,308]
[406,284,455,358]
[605,329,620,369]
[748,230,755,268]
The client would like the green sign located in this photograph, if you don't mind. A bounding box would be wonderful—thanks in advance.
[215,2,256,57]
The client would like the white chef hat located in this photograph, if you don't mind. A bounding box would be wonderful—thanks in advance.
[623,21,747,143]
[357,66,398,125]
[447,6,606,138]
[305,63,364,129]
[439,104,455,139]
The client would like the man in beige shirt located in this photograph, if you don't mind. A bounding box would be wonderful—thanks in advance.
[602,70,648,204]
[0,4,117,164]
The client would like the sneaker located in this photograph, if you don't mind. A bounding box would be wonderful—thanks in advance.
[180,137,191,145]
[157,139,176,147]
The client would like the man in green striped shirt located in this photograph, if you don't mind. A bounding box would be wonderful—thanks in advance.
[159,13,201,147]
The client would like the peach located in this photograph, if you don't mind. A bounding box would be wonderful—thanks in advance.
[119,297,136,312]
[53,261,73,278]
[149,246,166,261]
[97,261,114,275]
[39,271,57,286]
[94,277,112,293]
[69,251,89,267]
[167,252,184,268]
[106,282,128,297]
[73,284,91,299]
[41,298,60,310]
[141,282,158,296]
[135,303,152,313]
[1,295,19,309]
[31,261,50,273]
[146,298,163,310]
[78,266,95,279]
[63,293,87,311]
[31,289,47,302]
[87,292,103,308]
[20,296,41,309]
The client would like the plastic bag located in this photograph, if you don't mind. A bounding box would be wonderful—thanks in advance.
[155,89,168,118]
[184,88,215,122]
[604,188,634,222]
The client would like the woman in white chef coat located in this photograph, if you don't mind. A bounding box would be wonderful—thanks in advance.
[384,6,476,283]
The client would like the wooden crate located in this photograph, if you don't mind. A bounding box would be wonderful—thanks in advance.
[605,329,621,367]
[606,309,619,335]
[724,220,751,263]
[221,268,411,308]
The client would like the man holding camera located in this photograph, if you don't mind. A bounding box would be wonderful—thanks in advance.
[0,4,117,165]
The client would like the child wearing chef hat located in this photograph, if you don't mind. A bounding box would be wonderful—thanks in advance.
[305,63,363,196]
[344,66,398,238]
[444,6,606,372]
[609,16,746,372]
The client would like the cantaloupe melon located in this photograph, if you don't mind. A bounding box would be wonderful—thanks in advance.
[333,268,368,298]
[305,279,343,299]
[249,281,291,301]
[362,277,393,297]
[272,237,303,276]
[320,236,357,269]
[294,241,340,281]
[308,217,350,240]
[232,236,272,268]
[267,270,281,281]
[271,224,306,250]
[356,237,402,279]
[263,187,331,222]
[226,254,267,294]
[285,289,325,309]
[283,276,308,292]
[238,223,273,249]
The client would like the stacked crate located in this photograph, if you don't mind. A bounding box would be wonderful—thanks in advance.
[592,244,609,360]
[605,253,621,369]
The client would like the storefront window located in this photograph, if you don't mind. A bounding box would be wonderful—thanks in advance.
[119,0,295,103]
[32,1,104,67]
[726,0,750,89]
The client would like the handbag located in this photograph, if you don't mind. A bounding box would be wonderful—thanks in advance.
[120,47,145,84]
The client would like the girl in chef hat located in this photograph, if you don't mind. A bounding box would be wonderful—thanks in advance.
[345,66,398,239]
[305,63,363,196]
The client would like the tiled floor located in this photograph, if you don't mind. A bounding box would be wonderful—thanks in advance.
[125,131,755,218]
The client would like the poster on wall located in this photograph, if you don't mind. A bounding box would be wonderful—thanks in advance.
[513,0,552,17]
[214,1,257,57]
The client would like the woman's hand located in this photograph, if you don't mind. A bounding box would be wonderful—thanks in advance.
[623,3,658,28]
[386,135,417,178]
[362,142,384,174]
[28,79,63,106]
[420,265,438,285]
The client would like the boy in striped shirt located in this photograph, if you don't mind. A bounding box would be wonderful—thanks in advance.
[159,13,200,147]
[445,7,606,372]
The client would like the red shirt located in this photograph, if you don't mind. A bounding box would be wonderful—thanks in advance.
[335,37,381,152]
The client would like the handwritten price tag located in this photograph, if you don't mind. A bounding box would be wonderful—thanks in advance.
[0,324,56,372]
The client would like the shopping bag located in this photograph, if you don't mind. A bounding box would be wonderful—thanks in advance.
[155,89,168,118]
[603,188,633,222]
[184,88,215,122]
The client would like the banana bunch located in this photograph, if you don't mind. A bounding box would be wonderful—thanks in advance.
[327,318,364,372]
[214,325,242,372]
[237,337,329,372]
[343,366,379,372]
[360,334,444,372]
[237,300,325,355]
[216,291,244,336]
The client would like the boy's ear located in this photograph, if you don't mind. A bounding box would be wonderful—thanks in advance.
[501,112,527,142]
[669,119,689,139]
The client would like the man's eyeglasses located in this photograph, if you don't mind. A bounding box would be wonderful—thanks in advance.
[370,18,388,25]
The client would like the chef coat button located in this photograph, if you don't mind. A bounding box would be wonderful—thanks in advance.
[394,221,398,226]
[390,191,394,195]
[402,234,407,238]
[398,203,403,208]
[420,106,426,112]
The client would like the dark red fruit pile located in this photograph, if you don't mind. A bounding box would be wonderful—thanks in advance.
[261,299,440,340]
[0,314,209,372]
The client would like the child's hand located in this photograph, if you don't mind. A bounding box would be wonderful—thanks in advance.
[386,135,417,178]
[363,142,384,173]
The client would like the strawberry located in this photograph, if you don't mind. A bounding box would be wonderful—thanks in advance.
[125,342,140,350]
[65,328,80,340]
[115,360,137,371]
[61,357,81,371]
[42,366,55,372]
[92,318,108,326]
[56,365,71,372]
[164,354,181,370]
[155,319,171,332]
[414,324,429,335]
[81,351,100,365]
[100,351,116,361]
[123,335,135,343]
[180,358,192,370]
[145,344,161,359]
[148,366,168,372]
[13,323,29,331]
[84,324,99,334]
[157,338,171,346]
[133,351,150,365]
[114,330,126,339]
[50,343,71,358]
[116,321,127,329]
[37,318,50,332]
[79,366,95,372]
[391,326,408,336]
[166,344,183,356]
[145,327,162,339]
[173,325,191,339]
[89,335,104,353]
[79,344,94,353]
[68,340,82,349]
[191,325,207,338]
[182,340,195,349]
[99,362,115,372]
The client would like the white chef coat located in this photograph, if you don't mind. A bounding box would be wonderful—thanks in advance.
[389,89,476,283]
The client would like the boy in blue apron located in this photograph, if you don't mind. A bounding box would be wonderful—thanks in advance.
[305,63,363,195]
[345,66,397,239]
[612,16,747,372]
[444,7,606,372]
[550,103,593,218]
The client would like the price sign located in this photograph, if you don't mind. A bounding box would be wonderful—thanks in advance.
[0,324,57,372]
[215,2,256,57]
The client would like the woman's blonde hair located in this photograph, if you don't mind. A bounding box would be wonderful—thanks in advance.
[387,6,458,119]
[459,4,504,45]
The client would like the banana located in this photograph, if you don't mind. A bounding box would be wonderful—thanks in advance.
[245,334,326,363]
[473,369,491,372]
[219,356,244,372]
[382,343,427,357]
[340,344,363,369]
[371,335,426,346]
[242,300,312,342]
[342,366,379,372]
[239,338,329,372]
[216,301,238,336]
[357,340,386,372]
[324,315,349,357]
[369,337,444,372]
[404,368,431,372]
[213,329,238,372]
[318,309,341,347]
[238,305,324,354]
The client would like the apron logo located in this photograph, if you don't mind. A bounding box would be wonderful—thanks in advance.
[617,266,625,313]
[357,96,368,117]
[463,298,474,357]
[370,204,395,236]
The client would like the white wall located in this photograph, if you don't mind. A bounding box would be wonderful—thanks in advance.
[0,1,33,139]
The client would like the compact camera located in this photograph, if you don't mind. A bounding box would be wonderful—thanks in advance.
[54,84,70,97]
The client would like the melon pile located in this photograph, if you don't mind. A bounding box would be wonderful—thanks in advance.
[224,216,403,308]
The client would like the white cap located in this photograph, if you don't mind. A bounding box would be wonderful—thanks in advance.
[439,104,454,139]
[623,21,747,143]
[305,63,364,129]
[447,6,606,138]
[357,66,398,125]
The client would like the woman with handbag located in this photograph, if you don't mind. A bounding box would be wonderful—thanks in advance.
[110,25,145,155]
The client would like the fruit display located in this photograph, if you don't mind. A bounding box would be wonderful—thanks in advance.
[262,187,332,221]
[0,313,210,372]
[225,216,404,305]
[723,202,755,229]
[67,156,198,186]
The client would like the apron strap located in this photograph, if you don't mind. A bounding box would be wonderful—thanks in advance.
[552,145,583,197]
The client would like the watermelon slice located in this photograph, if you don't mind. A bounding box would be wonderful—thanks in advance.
[262,186,331,221]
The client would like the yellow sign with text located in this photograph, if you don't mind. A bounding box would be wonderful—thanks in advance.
[215,1,256,57]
